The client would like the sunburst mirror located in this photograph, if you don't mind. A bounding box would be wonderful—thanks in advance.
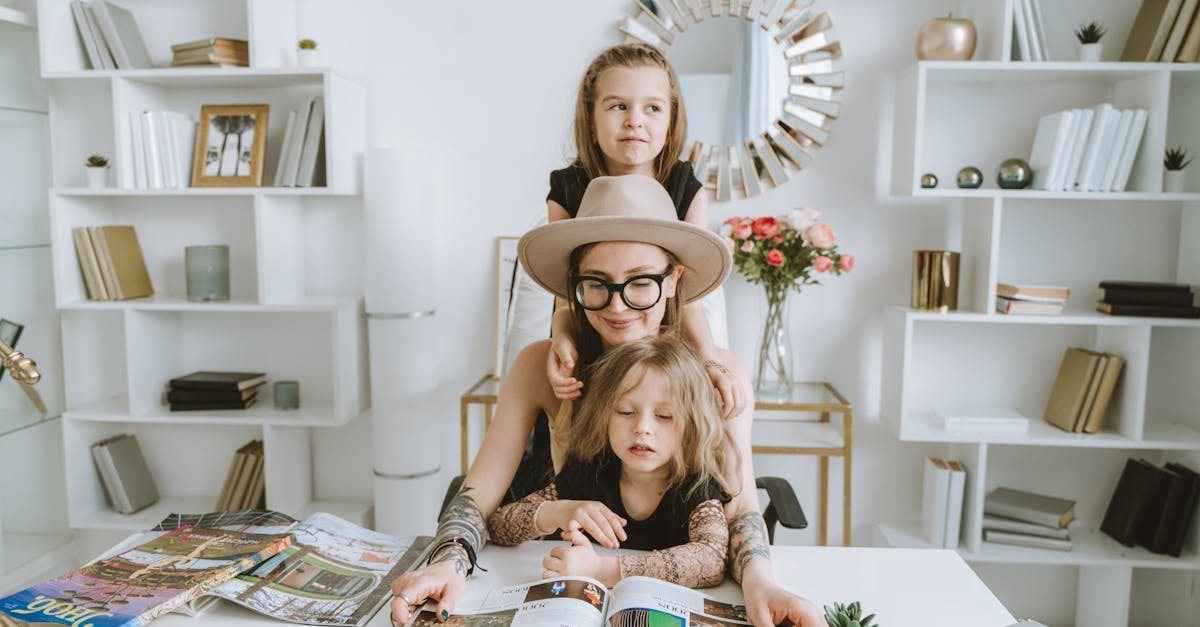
[619,0,843,200]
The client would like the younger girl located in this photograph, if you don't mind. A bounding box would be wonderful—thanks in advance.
[545,43,743,419]
[487,333,739,589]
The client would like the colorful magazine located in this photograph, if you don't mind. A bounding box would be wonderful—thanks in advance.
[0,525,292,627]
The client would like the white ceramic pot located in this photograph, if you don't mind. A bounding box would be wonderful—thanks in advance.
[1164,169,1186,193]
[1078,43,1102,62]
[297,48,319,67]
[85,166,107,189]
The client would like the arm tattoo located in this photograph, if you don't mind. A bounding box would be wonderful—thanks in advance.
[488,484,558,545]
[728,510,770,583]
[429,484,486,575]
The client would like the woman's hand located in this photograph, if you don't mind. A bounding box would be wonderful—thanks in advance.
[538,500,627,549]
[547,335,582,400]
[704,358,744,420]
[742,578,829,627]
[542,527,619,585]
[389,560,465,625]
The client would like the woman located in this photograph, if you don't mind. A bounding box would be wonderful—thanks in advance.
[390,175,826,627]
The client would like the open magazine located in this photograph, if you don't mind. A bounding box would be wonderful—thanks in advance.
[404,575,750,627]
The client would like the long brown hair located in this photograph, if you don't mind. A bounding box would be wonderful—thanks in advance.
[564,334,741,500]
[571,43,689,184]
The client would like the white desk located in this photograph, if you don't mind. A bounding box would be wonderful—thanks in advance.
[152,542,1015,626]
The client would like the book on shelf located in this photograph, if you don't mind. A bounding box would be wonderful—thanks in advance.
[982,528,1072,551]
[169,370,268,391]
[404,574,751,627]
[1122,0,1187,61]
[69,1,107,70]
[73,225,153,301]
[171,37,249,54]
[1098,280,1193,292]
[1101,457,1171,547]
[1097,301,1200,318]
[90,0,153,69]
[1162,0,1200,60]
[921,457,951,547]
[1061,107,1093,191]
[166,385,259,404]
[1077,353,1123,434]
[170,394,259,411]
[984,486,1075,529]
[0,523,292,627]
[936,407,1030,434]
[943,460,967,550]
[1111,109,1149,192]
[1102,286,1194,307]
[1179,4,1200,60]
[127,109,196,189]
[295,97,326,187]
[1098,109,1134,192]
[214,440,263,511]
[996,283,1069,301]
[996,295,1063,316]
[1043,347,1103,432]
[1028,110,1073,190]
[169,37,249,67]
[1149,462,1200,556]
[90,433,159,515]
[982,514,1070,540]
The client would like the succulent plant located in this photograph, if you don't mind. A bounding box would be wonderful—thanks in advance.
[824,600,877,627]
[298,38,317,50]
[1074,21,1106,44]
[1164,146,1192,171]
[85,154,109,168]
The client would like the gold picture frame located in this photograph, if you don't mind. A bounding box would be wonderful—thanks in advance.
[191,104,269,187]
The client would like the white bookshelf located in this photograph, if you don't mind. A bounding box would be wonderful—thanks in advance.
[35,0,371,533]
[881,1,1200,625]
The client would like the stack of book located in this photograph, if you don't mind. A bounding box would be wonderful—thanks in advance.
[1097,280,1199,319]
[995,283,1067,315]
[90,433,158,515]
[1121,0,1200,62]
[983,487,1076,551]
[68,0,153,70]
[214,439,266,511]
[170,37,249,67]
[1101,458,1199,557]
[1026,104,1148,193]
[1043,346,1125,434]
[921,457,967,548]
[166,371,266,411]
[273,96,326,187]
[71,225,153,301]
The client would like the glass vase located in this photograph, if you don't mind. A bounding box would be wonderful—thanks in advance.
[755,285,794,400]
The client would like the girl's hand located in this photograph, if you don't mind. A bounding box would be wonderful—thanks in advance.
[704,359,745,420]
[539,500,626,549]
[389,560,465,625]
[547,335,582,400]
[542,527,617,584]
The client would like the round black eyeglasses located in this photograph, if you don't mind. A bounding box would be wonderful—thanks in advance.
[571,267,674,311]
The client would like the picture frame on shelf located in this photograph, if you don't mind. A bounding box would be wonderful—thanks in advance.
[191,104,270,187]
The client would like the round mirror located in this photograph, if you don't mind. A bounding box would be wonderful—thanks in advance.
[619,0,844,200]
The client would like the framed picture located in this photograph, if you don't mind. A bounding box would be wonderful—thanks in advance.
[191,104,270,187]
[0,318,25,382]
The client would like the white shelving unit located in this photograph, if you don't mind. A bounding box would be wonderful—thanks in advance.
[880,2,1200,625]
[35,0,370,534]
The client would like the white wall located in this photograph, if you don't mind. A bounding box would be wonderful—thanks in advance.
[289,2,1199,625]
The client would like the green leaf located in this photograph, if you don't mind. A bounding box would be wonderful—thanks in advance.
[849,601,860,618]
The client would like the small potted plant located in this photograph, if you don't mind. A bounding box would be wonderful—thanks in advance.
[85,154,109,188]
[825,600,878,627]
[1075,20,1106,62]
[297,38,318,67]
[1163,146,1191,193]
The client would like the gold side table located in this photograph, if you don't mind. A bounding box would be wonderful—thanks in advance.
[753,382,852,547]
[460,374,500,474]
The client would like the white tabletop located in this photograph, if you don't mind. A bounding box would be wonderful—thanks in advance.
[151,542,1015,626]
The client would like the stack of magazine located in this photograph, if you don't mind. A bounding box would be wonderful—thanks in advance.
[983,487,1076,552]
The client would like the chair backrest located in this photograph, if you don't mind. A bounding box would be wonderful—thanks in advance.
[496,217,554,379]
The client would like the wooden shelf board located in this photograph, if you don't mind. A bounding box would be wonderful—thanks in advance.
[899,411,1200,449]
[66,395,354,428]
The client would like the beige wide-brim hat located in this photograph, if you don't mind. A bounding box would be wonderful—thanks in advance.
[519,174,731,304]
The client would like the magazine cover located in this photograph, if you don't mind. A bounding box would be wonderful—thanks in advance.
[0,525,292,627]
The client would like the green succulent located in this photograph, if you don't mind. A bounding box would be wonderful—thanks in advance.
[1164,146,1192,171]
[824,600,877,627]
[85,154,108,168]
[298,38,317,50]
[1074,20,1106,44]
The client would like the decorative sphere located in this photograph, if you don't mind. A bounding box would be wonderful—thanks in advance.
[920,173,938,188]
[916,16,977,61]
[997,158,1032,189]
[956,166,983,189]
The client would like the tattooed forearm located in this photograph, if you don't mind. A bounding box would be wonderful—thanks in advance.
[727,510,770,583]
[429,484,486,573]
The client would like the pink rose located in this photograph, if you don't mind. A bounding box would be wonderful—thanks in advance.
[773,234,784,243]
[732,223,753,239]
[723,236,735,252]
[751,217,780,240]
[806,223,836,249]
[766,249,785,267]
[839,255,855,271]
[813,256,833,273]
[740,240,755,253]
[723,216,743,228]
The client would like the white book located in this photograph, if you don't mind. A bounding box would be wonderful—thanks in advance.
[982,515,1071,539]
[273,109,299,187]
[82,3,116,70]
[1012,0,1031,60]
[90,0,153,69]
[1061,108,1094,191]
[943,460,967,549]
[1028,110,1072,191]
[164,111,196,188]
[129,110,147,189]
[1084,106,1122,192]
[1076,103,1115,192]
[157,111,178,188]
[1020,0,1043,61]
[1099,109,1134,192]
[983,529,1072,551]
[141,110,163,189]
[1048,111,1083,191]
[70,1,104,70]
[1113,109,1149,192]
[921,457,951,547]
[280,100,313,187]
[1028,0,1050,60]
[937,407,1030,433]
[295,96,325,187]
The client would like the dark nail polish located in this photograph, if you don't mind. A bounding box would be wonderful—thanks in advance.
[440,609,449,621]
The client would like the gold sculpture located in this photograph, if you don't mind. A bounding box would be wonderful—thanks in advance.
[1,337,46,414]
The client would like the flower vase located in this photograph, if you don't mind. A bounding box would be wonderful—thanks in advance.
[755,285,794,400]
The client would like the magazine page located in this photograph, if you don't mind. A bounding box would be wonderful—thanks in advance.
[607,576,750,627]
[0,525,292,627]
[406,576,608,627]
[207,511,433,626]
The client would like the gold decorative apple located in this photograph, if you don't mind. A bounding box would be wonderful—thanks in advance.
[916,14,977,61]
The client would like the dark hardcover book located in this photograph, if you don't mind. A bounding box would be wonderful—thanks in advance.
[1097,302,1200,318]
[167,386,258,403]
[170,393,259,412]
[1100,458,1168,546]
[1133,463,1176,550]
[1150,462,1200,556]
[169,370,267,391]
[1103,288,1194,307]
[1097,280,1192,292]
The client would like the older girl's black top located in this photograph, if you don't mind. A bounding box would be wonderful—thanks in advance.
[547,162,702,221]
